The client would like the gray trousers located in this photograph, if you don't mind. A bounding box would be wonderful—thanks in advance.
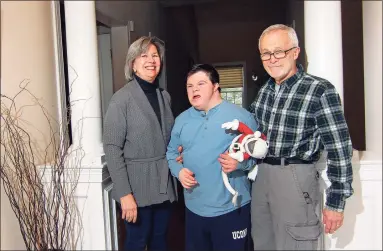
[251,162,322,250]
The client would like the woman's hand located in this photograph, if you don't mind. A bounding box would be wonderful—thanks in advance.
[120,193,138,223]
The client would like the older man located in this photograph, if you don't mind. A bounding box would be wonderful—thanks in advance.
[249,24,354,250]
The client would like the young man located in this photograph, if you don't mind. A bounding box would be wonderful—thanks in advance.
[166,64,257,251]
[249,24,354,250]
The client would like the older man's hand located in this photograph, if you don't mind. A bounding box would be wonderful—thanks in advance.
[218,151,239,173]
[176,146,183,164]
[323,208,344,234]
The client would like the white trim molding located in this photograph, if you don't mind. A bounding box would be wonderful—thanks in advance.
[320,159,382,250]
[40,165,104,184]
[355,160,382,181]
[322,160,382,184]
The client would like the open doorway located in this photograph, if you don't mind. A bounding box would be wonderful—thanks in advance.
[162,0,295,117]
[159,1,297,251]
[95,0,305,250]
[162,2,294,246]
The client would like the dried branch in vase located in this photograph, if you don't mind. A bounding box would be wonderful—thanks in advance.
[1,80,85,251]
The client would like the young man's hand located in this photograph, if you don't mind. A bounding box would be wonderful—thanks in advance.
[179,168,197,189]
[219,151,239,173]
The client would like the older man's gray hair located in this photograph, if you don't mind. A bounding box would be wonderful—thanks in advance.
[124,36,165,81]
[258,24,299,50]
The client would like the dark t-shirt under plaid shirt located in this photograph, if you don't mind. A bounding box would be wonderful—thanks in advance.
[249,64,353,212]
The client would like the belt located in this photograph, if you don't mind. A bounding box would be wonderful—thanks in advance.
[261,157,313,166]
[127,155,165,163]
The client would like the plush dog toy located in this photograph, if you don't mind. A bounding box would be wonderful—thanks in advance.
[221,119,269,206]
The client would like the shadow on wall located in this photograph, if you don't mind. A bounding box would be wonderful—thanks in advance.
[315,151,364,250]
[323,164,364,249]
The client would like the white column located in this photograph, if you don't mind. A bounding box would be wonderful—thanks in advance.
[362,1,382,161]
[304,1,344,101]
[64,1,103,165]
[63,4,107,251]
[304,3,344,250]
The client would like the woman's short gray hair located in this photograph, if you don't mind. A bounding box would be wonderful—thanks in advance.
[258,24,299,50]
[124,36,165,81]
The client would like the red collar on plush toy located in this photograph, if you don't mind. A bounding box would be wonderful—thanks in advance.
[222,119,269,162]
[221,119,269,206]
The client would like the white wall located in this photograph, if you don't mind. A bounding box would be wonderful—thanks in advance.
[325,2,382,250]
[1,1,58,250]
[323,161,382,250]
[361,1,382,162]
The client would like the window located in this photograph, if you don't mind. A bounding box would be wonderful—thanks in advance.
[216,66,244,107]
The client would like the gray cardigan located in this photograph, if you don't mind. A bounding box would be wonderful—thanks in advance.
[103,79,178,207]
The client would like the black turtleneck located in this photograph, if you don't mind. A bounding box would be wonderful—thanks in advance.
[134,73,162,127]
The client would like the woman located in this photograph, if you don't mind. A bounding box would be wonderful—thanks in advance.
[103,36,178,251]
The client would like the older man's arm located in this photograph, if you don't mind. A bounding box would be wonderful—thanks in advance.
[315,85,354,233]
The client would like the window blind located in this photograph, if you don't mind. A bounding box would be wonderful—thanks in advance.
[217,66,244,88]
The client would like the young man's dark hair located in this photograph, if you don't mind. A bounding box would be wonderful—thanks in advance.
[187,64,221,92]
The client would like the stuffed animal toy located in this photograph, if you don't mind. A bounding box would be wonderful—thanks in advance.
[221,119,269,206]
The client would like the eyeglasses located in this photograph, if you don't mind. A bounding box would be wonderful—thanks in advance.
[260,47,297,61]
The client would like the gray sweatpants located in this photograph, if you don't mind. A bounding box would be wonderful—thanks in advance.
[251,162,322,250]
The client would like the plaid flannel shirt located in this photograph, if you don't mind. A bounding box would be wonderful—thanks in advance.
[249,64,354,212]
